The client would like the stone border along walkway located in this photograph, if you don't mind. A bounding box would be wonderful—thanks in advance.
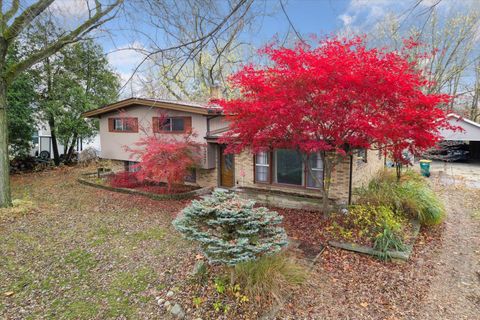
[78,173,212,200]
[328,220,421,261]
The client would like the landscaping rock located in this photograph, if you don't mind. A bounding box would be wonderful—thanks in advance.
[166,290,174,298]
[156,298,165,306]
[164,300,171,310]
[170,303,185,319]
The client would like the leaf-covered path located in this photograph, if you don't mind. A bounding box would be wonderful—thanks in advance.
[417,182,480,319]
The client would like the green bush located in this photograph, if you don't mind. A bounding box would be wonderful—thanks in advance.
[355,170,445,225]
[346,205,404,237]
[232,252,307,302]
[173,190,288,266]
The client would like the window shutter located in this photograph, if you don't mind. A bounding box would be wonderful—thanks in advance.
[132,118,139,132]
[184,117,192,133]
[108,118,114,132]
[152,117,159,133]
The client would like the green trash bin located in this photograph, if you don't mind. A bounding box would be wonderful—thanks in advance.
[419,159,432,177]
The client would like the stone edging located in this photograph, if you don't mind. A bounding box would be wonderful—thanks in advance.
[328,220,421,261]
[77,177,212,200]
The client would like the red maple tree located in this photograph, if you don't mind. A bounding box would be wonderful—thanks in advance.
[217,36,451,213]
[126,113,204,191]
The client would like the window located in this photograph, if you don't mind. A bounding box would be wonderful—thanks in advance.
[254,149,324,189]
[160,117,185,132]
[184,168,196,183]
[274,149,303,185]
[357,148,367,163]
[109,118,137,132]
[306,152,324,188]
[255,152,270,182]
[124,161,140,172]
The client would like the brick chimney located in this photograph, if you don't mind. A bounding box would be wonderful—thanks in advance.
[209,81,222,100]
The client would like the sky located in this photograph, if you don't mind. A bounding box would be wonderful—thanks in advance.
[44,0,480,97]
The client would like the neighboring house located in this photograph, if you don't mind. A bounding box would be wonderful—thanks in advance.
[31,121,100,159]
[438,113,480,160]
[83,97,385,209]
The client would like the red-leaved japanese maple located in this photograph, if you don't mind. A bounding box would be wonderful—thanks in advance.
[126,114,204,191]
[217,36,450,213]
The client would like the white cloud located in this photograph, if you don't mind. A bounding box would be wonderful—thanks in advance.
[107,42,149,97]
[339,14,354,27]
[50,0,90,18]
[107,42,146,71]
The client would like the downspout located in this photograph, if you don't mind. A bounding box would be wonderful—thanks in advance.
[348,155,353,205]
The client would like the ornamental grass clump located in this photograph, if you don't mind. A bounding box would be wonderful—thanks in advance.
[233,252,308,303]
[355,169,445,225]
[173,190,288,266]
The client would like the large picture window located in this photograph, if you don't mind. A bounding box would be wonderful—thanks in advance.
[255,152,270,182]
[274,149,303,186]
[254,149,324,188]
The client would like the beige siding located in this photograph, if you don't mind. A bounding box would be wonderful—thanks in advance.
[98,105,210,166]
[209,116,229,132]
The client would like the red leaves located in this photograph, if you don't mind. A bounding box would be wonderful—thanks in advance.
[108,171,140,188]
[217,36,451,162]
[127,131,204,191]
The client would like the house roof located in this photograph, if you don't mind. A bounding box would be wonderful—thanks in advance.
[441,113,480,141]
[446,113,480,129]
[82,97,223,118]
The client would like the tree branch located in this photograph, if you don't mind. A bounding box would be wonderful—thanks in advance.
[4,0,54,41]
[5,0,123,84]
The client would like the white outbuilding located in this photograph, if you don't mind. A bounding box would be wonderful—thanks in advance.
[439,114,480,160]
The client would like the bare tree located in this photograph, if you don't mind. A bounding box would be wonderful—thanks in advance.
[119,0,257,100]
[372,6,480,114]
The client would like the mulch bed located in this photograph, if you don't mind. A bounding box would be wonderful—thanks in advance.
[275,207,418,252]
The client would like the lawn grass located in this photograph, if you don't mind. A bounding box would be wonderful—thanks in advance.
[0,167,194,319]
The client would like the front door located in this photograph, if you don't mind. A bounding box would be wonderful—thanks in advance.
[220,145,234,187]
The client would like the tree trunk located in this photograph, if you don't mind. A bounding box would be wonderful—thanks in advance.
[320,152,333,217]
[48,115,60,166]
[65,133,78,163]
[0,77,11,207]
[395,162,402,181]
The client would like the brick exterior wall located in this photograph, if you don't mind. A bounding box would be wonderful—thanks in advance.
[351,149,385,190]
[233,150,351,205]
[196,167,217,188]
[233,149,384,206]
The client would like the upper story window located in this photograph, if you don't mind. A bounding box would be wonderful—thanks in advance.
[153,116,191,133]
[162,117,185,132]
[108,117,138,133]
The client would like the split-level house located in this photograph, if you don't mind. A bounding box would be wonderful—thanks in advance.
[83,96,385,210]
